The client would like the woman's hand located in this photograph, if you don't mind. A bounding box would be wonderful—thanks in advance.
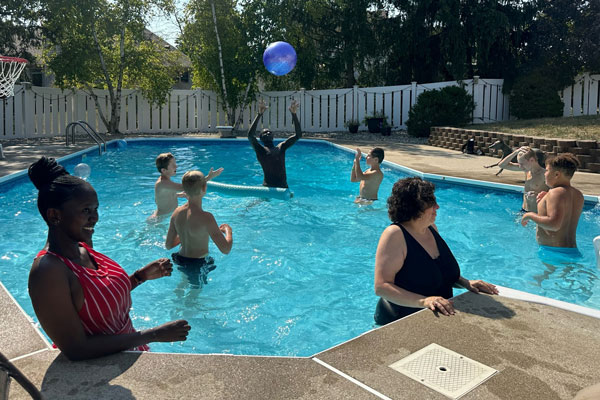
[463,280,499,295]
[139,258,173,281]
[289,99,299,114]
[423,296,455,316]
[147,320,191,343]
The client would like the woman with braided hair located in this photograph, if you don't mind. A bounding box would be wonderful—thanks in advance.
[374,177,498,325]
[28,156,191,361]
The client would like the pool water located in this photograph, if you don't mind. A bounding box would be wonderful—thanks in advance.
[0,139,599,356]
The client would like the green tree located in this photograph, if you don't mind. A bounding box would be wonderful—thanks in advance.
[41,0,182,134]
[180,0,257,127]
[0,0,41,61]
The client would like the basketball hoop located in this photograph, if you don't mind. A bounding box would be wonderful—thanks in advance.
[0,56,28,99]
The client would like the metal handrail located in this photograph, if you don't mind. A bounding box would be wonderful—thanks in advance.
[65,121,106,155]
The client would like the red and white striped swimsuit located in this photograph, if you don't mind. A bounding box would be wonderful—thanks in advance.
[37,242,149,351]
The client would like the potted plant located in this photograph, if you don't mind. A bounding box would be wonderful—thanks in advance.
[344,119,360,133]
[363,111,387,133]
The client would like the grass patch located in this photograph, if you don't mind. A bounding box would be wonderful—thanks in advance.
[469,115,600,140]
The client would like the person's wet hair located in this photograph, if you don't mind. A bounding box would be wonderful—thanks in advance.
[155,152,174,173]
[387,177,436,223]
[546,153,580,178]
[371,148,385,163]
[28,156,92,223]
[182,170,206,196]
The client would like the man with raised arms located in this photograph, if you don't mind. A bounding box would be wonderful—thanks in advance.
[247,99,302,188]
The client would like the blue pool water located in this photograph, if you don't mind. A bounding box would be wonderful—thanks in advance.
[0,139,599,356]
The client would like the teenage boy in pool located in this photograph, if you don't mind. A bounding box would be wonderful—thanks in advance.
[151,153,223,218]
[165,170,233,278]
[247,99,302,188]
[521,153,584,252]
[350,147,384,204]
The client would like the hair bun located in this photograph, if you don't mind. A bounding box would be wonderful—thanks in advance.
[28,156,70,190]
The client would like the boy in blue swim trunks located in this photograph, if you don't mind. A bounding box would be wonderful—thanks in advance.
[165,170,233,282]
[521,153,583,255]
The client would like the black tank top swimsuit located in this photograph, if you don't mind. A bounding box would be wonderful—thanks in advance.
[374,224,461,325]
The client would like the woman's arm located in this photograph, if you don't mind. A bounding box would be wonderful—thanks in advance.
[29,257,190,361]
[374,226,455,316]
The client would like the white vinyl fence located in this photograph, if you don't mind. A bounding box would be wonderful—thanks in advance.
[1,77,509,140]
[561,73,600,117]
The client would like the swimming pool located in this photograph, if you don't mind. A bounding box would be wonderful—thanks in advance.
[0,138,599,356]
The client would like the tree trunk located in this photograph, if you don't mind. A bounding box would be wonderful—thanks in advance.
[210,0,233,124]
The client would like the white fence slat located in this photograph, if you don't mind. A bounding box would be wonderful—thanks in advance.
[23,86,35,138]
[562,86,572,117]
[0,98,5,138]
[13,89,24,138]
[572,79,583,116]
[588,75,599,116]
[583,74,590,116]
[2,98,14,138]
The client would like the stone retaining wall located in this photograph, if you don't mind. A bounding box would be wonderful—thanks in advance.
[428,127,600,173]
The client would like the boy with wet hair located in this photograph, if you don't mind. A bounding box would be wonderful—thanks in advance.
[165,170,233,281]
[351,147,384,204]
[521,153,584,253]
[151,152,222,218]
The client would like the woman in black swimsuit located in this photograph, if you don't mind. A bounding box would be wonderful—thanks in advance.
[374,177,498,325]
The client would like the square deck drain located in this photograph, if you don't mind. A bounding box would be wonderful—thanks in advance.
[388,343,497,399]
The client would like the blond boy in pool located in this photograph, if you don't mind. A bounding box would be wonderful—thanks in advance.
[350,147,384,204]
[151,153,222,218]
[165,170,233,270]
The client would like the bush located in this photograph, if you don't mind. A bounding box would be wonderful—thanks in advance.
[509,73,564,119]
[406,86,475,137]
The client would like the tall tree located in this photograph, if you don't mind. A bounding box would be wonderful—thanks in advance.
[41,0,182,134]
[0,0,41,60]
[180,0,257,127]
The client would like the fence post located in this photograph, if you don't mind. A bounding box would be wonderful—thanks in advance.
[352,85,358,121]
[411,81,417,107]
[300,87,306,129]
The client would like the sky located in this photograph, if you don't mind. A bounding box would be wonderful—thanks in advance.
[147,4,183,47]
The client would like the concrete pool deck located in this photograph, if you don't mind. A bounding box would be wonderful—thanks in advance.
[1,135,600,399]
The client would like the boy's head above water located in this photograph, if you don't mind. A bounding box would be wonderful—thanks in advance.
[155,152,176,176]
[182,170,207,197]
[368,147,385,165]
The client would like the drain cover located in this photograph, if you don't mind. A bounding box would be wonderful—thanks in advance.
[389,343,497,399]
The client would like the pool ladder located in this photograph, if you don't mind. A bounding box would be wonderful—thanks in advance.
[65,121,107,155]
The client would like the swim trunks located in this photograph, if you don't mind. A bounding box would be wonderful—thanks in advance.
[171,253,216,284]
[355,196,377,204]
[538,245,583,265]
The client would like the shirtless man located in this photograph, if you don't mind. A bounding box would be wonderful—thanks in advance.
[521,153,583,250]
[152,153,222,218]
[350,147,384,204]
[165,170,233,275]
[498,146,548,212]
[247,99,302,188]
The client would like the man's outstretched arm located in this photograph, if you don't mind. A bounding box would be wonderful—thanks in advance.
[248,101,267,154]
[281,100,302,151]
